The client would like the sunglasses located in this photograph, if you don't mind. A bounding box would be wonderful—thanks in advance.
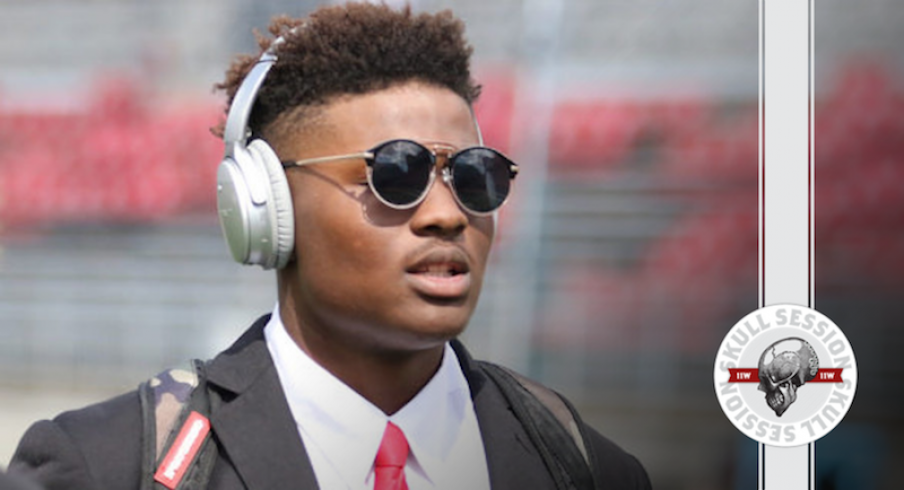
[281,139,519,215]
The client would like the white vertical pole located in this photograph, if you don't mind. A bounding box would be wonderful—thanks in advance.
[760,0,814,488]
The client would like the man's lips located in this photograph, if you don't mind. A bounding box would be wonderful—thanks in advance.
[405,248,471,299]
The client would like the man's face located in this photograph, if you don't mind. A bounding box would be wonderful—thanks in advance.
[276,82,495,355]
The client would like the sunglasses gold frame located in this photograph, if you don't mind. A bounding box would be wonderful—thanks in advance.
[281,139,518,215]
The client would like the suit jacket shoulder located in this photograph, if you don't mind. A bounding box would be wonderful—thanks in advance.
[8,390,143,490]
[6,315,304,490]
[0,471,45,490]
[582,425,651,489]
[7,317,282,490]
[452,340,651,490]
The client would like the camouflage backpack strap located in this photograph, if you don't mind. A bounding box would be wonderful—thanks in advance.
[478,361,599,490]
[139,360,219,490]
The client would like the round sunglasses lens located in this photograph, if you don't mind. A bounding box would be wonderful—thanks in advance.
[450,149,511,213]
[370,141,433,206]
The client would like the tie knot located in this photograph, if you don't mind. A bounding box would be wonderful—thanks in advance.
[375,422,409,468]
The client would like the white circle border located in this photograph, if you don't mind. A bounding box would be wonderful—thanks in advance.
[713,304,858,447]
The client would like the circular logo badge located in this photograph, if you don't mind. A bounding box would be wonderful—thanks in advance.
[713,304,857,447]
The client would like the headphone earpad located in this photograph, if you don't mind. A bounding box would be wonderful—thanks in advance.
[247,139,295,269]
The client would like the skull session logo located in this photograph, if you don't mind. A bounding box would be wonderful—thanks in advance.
[713,305,857,447]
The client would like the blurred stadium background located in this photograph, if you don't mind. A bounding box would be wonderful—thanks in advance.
[1,1,902,489]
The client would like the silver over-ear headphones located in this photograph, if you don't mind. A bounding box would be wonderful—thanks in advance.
[217,38,295,270]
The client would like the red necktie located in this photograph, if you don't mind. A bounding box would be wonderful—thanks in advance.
[374,421,409,490]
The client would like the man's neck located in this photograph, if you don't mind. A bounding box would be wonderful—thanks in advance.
[278,301,446,415]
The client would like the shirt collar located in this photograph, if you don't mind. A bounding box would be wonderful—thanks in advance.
[264,304,473,488]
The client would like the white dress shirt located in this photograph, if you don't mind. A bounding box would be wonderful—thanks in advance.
[264,305,491,490]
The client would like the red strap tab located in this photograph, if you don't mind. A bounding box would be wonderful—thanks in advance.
[154,411,211,490]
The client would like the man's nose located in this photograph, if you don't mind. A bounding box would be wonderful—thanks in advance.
[409,173,468,237]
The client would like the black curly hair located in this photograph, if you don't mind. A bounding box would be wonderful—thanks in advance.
[213,2,482,144]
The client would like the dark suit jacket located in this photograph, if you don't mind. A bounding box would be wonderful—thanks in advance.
[0,472,44,490]
[9,316,651,490]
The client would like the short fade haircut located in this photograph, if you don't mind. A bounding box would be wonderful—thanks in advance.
[213,2,482,142]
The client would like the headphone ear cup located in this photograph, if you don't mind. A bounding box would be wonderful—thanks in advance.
[217,151,257,267]
[247,139,295,269]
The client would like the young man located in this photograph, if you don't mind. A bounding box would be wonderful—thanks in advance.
[9,4,650,489]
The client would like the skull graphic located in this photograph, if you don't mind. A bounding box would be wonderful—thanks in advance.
[757,338,819,417]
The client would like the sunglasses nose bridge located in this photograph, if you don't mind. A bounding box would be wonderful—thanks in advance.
[428,144,455,164]
[426,144,456,186]
[438,166,454,187]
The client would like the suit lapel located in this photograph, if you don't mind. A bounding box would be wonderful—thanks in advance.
[205,316,319,490]
[452,341,558,490]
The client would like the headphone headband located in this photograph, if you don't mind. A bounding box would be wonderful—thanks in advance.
[222,38,284,151]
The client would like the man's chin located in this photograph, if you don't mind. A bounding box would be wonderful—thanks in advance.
[380,318,470,354]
